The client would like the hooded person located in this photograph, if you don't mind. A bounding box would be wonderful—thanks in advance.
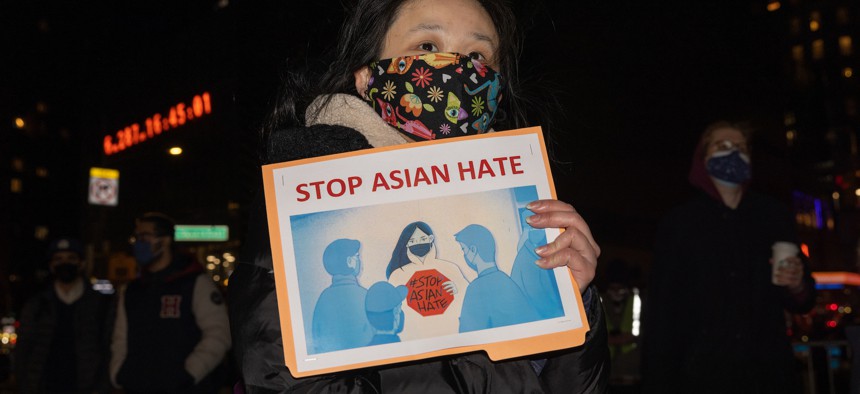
[15,237,114,394]
[642,121,817,394]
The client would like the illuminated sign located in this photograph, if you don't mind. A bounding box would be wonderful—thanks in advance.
[174,225,229,242]
[88,167,119,206]
[103,92,213,156]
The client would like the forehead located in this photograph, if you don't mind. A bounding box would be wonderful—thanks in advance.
[51,251,79,261]
[388,0,498,45]
[709,127,745,143]
[410,227,429,239]
[135,221,156,233]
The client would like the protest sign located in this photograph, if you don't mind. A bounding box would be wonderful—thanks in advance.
[263,127,590,377]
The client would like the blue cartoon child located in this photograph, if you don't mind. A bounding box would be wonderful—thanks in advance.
[365,282,408,346]
[311,239,373,353]
[455,224,539,333]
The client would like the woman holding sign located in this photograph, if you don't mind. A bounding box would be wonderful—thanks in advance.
[229,0,608,392]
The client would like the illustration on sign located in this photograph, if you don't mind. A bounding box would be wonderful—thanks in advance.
[292,185,564,353]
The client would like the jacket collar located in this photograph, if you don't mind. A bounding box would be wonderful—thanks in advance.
[306,94,411,148]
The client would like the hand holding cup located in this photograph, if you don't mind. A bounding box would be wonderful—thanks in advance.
[771,242,803,292]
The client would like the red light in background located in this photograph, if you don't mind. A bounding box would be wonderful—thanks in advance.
[800,243,810,258]
[827,320,838,328]
[829,303,839,311]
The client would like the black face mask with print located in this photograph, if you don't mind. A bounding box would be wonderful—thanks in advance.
[364,52,503,141]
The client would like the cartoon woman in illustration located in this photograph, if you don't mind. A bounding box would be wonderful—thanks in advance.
[386,221,472,340]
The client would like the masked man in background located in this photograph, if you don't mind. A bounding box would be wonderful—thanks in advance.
[16,237,113,394]
[110,212,231,394]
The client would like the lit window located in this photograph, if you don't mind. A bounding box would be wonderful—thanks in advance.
[790,18,801,35]
[11,158,23,172]
[14,118,24,129]
[767,1,780,12]
[810,11,822,32]
[10,178,22,193]
[786,130,797,146]
[35,167,48,177]
[34,226,49,240]
[812,39,824,60]
[837,7,850,25]
[840,36,853,56]
[792,45,804,63]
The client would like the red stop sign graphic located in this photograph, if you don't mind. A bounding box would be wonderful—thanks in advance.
[406,269,454,317]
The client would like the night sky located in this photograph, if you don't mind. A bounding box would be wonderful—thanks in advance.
[3,0,793,276]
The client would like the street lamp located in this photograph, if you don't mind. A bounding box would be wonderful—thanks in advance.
[168,147,183,156]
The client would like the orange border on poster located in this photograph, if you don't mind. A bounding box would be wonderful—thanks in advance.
[262,127,590,377]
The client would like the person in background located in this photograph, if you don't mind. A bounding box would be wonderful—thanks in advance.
[642,121,817,394]
[15,237,113,394]
[600,259,641,392]
[110,212,231,394]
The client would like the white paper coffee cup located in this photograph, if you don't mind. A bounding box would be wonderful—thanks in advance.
[772,241,799,285]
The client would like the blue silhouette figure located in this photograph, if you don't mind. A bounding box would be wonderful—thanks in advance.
[311,239,373,354]
[454,224,540,333]
[365,282,408,346]
[510,210,564,319]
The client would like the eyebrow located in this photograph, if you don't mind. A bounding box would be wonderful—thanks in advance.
[409,23,497,49]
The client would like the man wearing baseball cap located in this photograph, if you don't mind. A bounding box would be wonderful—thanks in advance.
[15,237,113,393]
[365,282,408,346]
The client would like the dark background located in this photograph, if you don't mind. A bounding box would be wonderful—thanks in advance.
[1,0,845,301]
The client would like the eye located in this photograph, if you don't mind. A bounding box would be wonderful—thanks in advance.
[419,42,438,52]
[468,51,484,61]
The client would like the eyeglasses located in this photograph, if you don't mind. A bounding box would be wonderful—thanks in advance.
[710,139,748,153]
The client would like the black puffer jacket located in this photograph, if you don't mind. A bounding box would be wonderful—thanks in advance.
[15,284,114,394]
[229,124,609,393]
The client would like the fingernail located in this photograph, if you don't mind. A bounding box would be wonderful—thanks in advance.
[534,245,547,255]
[535,258,546,266]
[526,214,539,225]
[526,201,540,210]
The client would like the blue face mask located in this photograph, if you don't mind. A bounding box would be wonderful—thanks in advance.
[408,243,432,257]
[706,150,751,186]
[133,240,159,266]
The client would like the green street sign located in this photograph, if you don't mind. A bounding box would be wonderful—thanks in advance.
[174,225,229,242]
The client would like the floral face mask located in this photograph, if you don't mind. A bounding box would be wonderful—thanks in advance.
[363,52,503,141]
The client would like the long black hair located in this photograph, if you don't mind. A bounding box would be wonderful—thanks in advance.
[386,221,434,279]
[263,0,527,138]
